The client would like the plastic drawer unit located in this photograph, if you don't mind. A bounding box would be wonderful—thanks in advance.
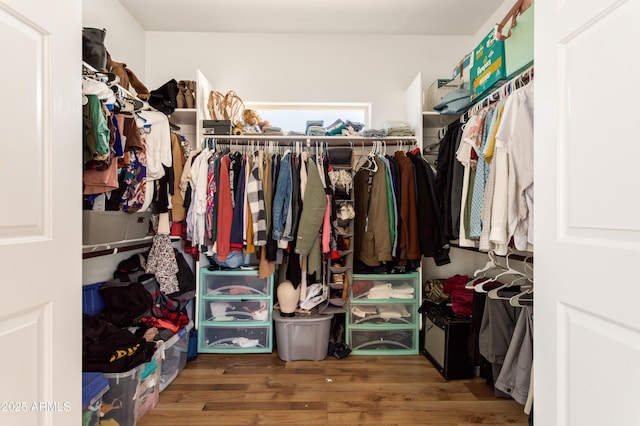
[198,269,274,353]
[346,273,420,355]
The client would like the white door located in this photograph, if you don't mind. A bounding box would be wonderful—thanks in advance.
[0,0,80,425]
[535,0,640,425]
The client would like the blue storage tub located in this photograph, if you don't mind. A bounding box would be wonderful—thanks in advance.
[82,372,109,426]
[82,282,105,316]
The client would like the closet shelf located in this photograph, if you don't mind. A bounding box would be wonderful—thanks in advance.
[422,111,460,128]
[82,236,181,259]
[449,243,533,264]
[169,108,196,122]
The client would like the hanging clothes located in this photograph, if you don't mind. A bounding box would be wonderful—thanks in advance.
[354,156,392,267]
[408,151,450,266]
[393,151,420,263]
[435,121,465,241]
[247,151,267,247]
[272,150,293,243]
[295,156,328,256]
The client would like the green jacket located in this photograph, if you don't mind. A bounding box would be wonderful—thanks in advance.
[295,157,328,256]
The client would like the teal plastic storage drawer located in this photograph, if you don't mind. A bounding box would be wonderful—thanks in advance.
[199,324,272,353]
[350,274,417,301]
[349,301,417,326]
[204,299,270,322]
[348,327,418,355]
[200,270,271,297]
[198,270,274,354]
[347,273,420,355]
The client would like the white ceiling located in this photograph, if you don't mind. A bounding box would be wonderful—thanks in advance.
[118,0,506,36]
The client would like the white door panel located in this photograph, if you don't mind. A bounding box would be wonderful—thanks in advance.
[536,0,640,425]
[0,0,80,425]
[0,2,49,242]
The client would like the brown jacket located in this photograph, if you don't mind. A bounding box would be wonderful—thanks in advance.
[170,133,186,222]
[394,151,420,262]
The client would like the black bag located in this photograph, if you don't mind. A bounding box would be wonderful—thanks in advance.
[82,27,107,71]
[149,79,179,115]
[327,147,353,166]
[99,281,153,327]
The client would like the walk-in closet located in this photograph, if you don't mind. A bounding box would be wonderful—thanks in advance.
[2,1,638,425]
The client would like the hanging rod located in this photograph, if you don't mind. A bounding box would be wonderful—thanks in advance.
[462,65,534,121]
[201,135,418,146]
[449,243,533,263]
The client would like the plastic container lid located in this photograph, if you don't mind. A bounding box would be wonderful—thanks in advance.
[82,372,109,408]
[273,311,333,323]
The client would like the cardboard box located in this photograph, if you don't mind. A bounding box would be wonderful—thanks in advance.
[202,119,232,135]
[470,28,508,100]
[452,52,473,82]
[425,79,465,111]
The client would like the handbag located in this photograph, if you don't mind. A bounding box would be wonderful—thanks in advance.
[207,90,245,125]
[327,147,353,167]
[496,0,534,78]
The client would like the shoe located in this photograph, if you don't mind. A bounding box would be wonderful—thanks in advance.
[186,80,196,109]
[176,80,187,109]
[149,79,179,115]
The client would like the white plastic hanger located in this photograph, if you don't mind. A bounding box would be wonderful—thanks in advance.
[509,287,533,307]
[466,252,504,289]
[487,274,532,300]
[474,252,527,293]
[361,142,378,172]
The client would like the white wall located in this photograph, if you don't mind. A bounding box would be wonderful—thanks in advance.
[468,0,513,53]
[82,0,146,77]
[144,32,470,128]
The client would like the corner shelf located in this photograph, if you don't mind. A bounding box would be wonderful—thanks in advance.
[169,108,196,123]
[422,111,460,128]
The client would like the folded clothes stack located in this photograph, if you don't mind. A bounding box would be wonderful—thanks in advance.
[326,119,346,136]
[305,120,324,135]
[383,120,415,136]
[367,282,393,299]
[262,126,283,135]
[345,120,365,132]
[391,283,415,299]
[307,125,327,136]
[360,128,388,137]
[378,304,411,319]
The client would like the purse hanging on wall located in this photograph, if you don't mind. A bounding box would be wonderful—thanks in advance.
[496,0,534,78]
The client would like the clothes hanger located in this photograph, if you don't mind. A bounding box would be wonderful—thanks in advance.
[465,251,507,290]
[487,275,532,300]
[474,252,527,293]
[467,263,508,290]
[365,143,379,172]
[509,288,534,307]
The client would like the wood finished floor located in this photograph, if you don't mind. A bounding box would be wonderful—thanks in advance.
[137,352,529,426]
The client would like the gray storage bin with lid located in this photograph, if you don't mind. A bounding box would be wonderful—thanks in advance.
[273,311,333,361]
